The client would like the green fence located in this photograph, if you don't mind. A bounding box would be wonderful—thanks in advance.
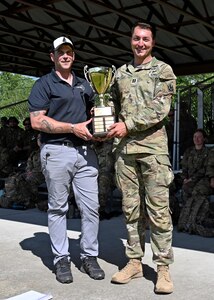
[0,81,213,132]
[0,100,29,128]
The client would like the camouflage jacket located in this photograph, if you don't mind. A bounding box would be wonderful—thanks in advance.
[111,57,176,155]
[206,147,214,178]
[0,126,24,149]
[0,146,13,175]
[181,146,210,181]
[25,149,43,181]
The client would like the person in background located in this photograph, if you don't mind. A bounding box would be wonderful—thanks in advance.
[207,147,214,190]
[0,116,8,131]
[177,129,211,233]
[0,117,14,176]
[0,116,24,168]
[20,117,38,161]
[107,21,176,294]
[0,145,13,178]
[0,134,44,210]
[194,146,214,237]
[28,36,105,284]
[94,139,116,219]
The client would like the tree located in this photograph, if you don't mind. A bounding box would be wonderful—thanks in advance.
[0,72,36,125]
[0,72,36,106]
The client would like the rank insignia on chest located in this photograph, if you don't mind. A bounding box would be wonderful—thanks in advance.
[131,78,138,86]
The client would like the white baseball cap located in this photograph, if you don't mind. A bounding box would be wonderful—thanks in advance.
[52,36,74,51]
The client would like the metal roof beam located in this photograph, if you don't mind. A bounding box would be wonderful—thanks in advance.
[11,0,214,51]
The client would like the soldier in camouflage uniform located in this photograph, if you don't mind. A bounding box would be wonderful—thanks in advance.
[207,147,214,190]
[21,117,38,161]
[0,145,14,177]
[0,116,24,168]
[107,22,176,294]
[0,137,44,209]
[177,129,212,233]
[0,116,8,134]
[93,139,115,219]
[194,147,214,237]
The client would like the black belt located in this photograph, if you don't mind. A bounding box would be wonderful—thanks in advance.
[46,141,87,147]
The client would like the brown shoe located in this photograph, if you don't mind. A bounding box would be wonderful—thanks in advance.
[155,265,173,294]
[111,259,143,284]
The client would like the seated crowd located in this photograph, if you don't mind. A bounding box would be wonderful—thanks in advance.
[0,115,118,219]
[0,116,44,210]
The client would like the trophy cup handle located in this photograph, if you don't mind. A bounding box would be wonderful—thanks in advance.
[84,65,90,83]
[110,65,116,87]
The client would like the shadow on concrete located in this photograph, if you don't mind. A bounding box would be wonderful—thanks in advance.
[20,232,53,271]
[1,207,214,259]
[18,225,157,286]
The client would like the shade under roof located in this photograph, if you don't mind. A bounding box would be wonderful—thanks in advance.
[0,0,214,77]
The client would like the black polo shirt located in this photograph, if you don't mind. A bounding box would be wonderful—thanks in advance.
[28,69,94,145]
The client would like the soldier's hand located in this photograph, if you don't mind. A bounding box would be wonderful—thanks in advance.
[107,122,128,138]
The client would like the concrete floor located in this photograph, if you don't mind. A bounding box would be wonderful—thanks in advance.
[0,207,214,300]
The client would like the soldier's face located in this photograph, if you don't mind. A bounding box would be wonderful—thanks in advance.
[131,26,155,64]
[9,120,18,128]
[193,131,205,146]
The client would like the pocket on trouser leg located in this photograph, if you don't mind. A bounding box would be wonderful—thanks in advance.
[114,155,124,191]
[155,155,174,187]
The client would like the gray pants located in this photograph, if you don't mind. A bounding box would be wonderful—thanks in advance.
[40,144,99,265]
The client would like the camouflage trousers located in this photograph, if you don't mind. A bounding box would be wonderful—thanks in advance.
[98,171,114,209]
[194,202,214,237]
[115,153,174,265]
[0,172,44,209]
[177,177,212,233]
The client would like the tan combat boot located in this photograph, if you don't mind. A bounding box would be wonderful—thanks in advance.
[155,265,173,294]
[111,259,143,284]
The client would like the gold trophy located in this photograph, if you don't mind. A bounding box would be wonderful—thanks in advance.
[84,65,116,137]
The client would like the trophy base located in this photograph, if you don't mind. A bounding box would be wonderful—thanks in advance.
[92,106,114,137]
[93,131,109,138]
[93,115,115,138]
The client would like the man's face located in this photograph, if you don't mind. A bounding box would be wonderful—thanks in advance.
[193,131,205,146]
[50,44,75,71]
[131,26,155,63]
[23,121,31,130]
[8,120,18,128]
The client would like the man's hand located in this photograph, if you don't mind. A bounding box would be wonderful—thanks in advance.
[106,122,128,138]
[210,177,214,189]
[73,119,93,141]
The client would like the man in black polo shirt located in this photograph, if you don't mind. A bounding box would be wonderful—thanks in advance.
[28,36,105,283]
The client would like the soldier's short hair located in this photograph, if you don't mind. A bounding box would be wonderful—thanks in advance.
[131,21,156,39]
[8,116,19,124]
[194,128,207,139]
